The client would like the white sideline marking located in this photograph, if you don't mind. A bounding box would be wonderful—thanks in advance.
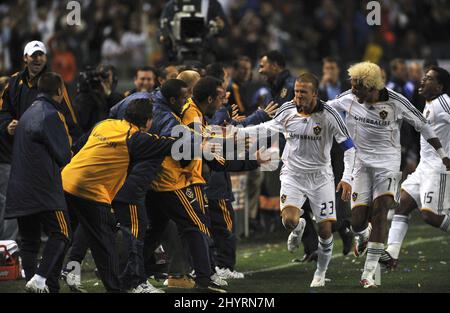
[243,236,446,275]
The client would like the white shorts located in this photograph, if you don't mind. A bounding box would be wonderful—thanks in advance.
[401,167,450,215]
[351,165,402,209]
[280,170,336,223]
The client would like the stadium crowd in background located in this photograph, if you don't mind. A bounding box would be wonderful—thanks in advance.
[0,0,450,293]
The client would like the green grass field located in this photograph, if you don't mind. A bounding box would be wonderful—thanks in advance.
[1,212,450,293]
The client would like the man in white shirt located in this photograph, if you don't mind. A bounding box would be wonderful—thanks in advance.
[237,73,355,287]
[380,66,450,270]
[328,62,450,288]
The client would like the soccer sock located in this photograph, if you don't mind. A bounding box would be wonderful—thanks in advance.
[439,214,450,233]
[283,217,303,232]
[293,218,304,233]
[362,242,384,278]
[316,235,333,275]
[386,214,409,259]
[351,225,370,240]
[32,274,47,288]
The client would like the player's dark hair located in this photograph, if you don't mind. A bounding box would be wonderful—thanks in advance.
[193,76,223,103]
[38,72,63,96]
[161,79,188,100]
[423,58,439,72]
[124,98,153,128]
[261,50,286,68]
[135,66,157,77]
[205,63,225,82]
[429,66,450,94]
[296,73,320,93]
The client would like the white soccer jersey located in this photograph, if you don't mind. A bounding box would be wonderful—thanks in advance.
[418,93,450,171]
[328,88,436,170]
[238,100,355,181]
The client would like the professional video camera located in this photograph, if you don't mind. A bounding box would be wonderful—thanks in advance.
[77,66,110,93]
[162,0,222,62]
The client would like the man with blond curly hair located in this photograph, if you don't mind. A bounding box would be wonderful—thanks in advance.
[328,61,450,288]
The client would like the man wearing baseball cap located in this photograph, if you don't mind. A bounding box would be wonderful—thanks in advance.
[0,40,81,241]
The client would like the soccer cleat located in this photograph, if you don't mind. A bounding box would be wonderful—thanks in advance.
[287,218,306,252]
[210,273,228,287]
[378,250,398,270]
[294,250,318,263]
[215,267,244,279]
[129,281,165,293]
[353,235,368,257]
[163,275,196,289]
[310,270,326,287]
[25,278,49,293]
[360,277,377,288]
[62,272,87,293]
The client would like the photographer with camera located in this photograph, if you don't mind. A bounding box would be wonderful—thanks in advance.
[159,0,229,64]
[73,66,112,133]
[97,64,124,109]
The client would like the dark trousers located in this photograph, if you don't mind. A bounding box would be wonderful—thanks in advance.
[66,224,89,265]
[145,186,213,286]
[17,210,71,292]
[161,219,191,276]
[301,201,319,255]
[113,201,148,290]
[65,192,121,292]
[209,199,236,270]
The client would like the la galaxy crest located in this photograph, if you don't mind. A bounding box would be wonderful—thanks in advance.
[379,110,388,120]
[313,125,322,135]
[281,194,287,203]
[185,188,194,199]
[352,192,358,202]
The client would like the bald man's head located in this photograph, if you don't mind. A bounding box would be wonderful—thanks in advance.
[177,70,201,97]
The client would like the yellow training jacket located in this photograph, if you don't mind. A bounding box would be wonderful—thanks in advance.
[151,98,206,191]
[63,119,174,203]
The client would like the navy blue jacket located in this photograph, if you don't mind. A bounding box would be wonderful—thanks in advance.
[0,67,81,163]
[149,91,182,136]
[5,94,72,218]
[267,69,295,106]
[109,91,153,120]
[110,90,182,206]
[204,107,269,201]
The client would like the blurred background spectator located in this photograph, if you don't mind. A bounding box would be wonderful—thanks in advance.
[1,0,449,92]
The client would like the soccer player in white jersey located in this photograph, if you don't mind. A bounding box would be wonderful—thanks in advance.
[328,62,450,288]
[236,73,355,287]
[380,67,450,270]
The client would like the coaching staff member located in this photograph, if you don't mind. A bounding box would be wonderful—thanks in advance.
[5,72,73,293]
[0,40,81,240]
